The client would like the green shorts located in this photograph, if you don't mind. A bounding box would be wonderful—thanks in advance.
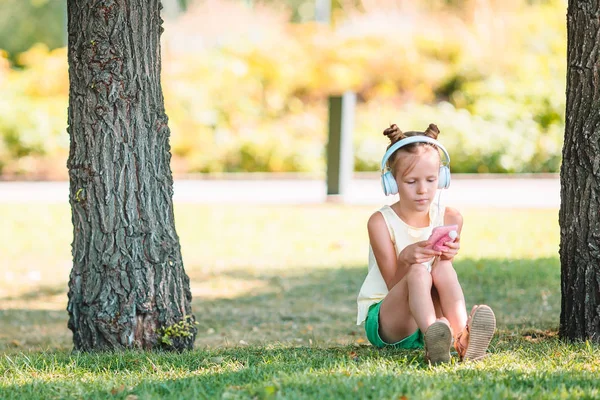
[365,301,424,349]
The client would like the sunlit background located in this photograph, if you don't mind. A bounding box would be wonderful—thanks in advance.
[0,0,565,351]
[0,0,566,180]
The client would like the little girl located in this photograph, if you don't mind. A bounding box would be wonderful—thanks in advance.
[356,123,496,365]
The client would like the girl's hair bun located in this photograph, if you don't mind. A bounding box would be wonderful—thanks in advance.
[383,124,406,144]
[424,123,440,139]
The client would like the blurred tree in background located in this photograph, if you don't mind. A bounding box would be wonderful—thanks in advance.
[0,0,567,179]
[0,0,66,65]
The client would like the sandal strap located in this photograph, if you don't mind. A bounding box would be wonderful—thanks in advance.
[455,330,468,358]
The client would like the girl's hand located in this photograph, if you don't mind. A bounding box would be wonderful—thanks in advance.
[399,240,442,266]
[440,235,461,260]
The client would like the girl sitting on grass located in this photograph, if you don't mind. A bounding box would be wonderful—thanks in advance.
[356,123,496,365]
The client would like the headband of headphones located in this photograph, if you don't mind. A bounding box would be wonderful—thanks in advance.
[380,136,450,172]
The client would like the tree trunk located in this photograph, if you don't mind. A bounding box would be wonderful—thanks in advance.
[560,0,600,342]
[66,0,196,351]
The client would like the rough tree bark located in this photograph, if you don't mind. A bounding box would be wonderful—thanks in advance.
[66,0,196,351]
[560,0,600,342]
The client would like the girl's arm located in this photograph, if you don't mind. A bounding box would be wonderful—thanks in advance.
[443,207,463,232]
[440,207,463,261]
[367,212,402,290]
[368,212,438,290]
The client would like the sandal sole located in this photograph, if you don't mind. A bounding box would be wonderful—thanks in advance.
[464,305,496,361]
[424,321,452,365]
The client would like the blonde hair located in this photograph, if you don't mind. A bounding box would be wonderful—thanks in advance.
[383,123,441,177]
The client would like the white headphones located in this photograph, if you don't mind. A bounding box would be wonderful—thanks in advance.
[380,136,451,196]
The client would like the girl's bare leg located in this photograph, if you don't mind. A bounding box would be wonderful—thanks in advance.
[431,259,468,344]
[431,287,444,318]
[378,264,438,343]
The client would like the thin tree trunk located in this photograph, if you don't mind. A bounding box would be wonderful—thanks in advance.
[66,0,196,351]
[560,0,600,342]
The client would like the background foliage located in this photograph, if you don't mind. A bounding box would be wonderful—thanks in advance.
[0,0,566,178]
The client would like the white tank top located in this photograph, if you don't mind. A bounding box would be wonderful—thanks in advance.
[356,203,446,325]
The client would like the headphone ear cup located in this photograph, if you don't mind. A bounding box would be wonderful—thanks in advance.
[438,166,451,189]
[381,171,398,196]
[381,172,389,195]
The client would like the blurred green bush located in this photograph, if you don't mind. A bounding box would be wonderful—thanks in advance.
[0,0,566,178]
[0,0,65,65]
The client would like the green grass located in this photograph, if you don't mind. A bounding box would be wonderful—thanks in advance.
[3,203,596,399]
[1,341,599,399]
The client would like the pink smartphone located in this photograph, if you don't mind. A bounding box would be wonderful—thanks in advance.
[428,224,458,252]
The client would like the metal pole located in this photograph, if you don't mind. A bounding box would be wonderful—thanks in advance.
[317,0,355,200]
[315,0,331,24]
[326,92,356,197]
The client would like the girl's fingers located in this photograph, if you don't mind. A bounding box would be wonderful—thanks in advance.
[445,241,460,249]
[442,248,459,257]
[422,248,442,256]
[418,254,440,262]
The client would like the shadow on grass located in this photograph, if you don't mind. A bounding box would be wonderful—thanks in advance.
[1,284,66,301]
[0,256,581,398]
[0,257,560,352]
[0,309,71,352]
[190,256,561,347]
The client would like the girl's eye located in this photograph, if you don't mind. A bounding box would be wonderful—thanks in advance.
[407,181,415,184]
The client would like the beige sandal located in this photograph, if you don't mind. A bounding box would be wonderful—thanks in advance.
[424,320,453,365]
[456,305,496,361]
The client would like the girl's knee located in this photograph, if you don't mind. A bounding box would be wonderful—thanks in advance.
[431,260,458,282]
[406,264,432,285]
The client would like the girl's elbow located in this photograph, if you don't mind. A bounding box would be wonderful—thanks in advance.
[445,207,463,229]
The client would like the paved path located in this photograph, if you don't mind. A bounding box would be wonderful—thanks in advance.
[0,177,560,208]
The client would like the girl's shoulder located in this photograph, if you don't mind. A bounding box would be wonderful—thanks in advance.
[367,204,393,219]
[443,206,463,229]
[443,206,462,218]
[367,205,397,234]
[367,206,389,229]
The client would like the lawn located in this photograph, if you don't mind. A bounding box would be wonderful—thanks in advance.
[1,203,598,399]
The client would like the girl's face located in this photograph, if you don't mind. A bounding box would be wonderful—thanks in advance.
[394,147,440,213]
